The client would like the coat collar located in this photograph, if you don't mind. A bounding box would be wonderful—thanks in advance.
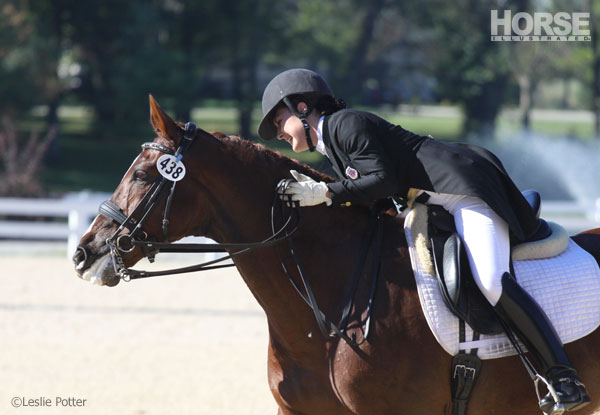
[322,115,345,179]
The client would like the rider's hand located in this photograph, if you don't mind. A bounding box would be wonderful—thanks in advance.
[279,170,332,207]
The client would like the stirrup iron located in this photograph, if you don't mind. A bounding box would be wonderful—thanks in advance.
[535,374,565,415]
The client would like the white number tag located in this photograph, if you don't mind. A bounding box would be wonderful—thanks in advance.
[157,154,186,182]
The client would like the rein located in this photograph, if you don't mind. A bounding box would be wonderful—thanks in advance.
[107,191,301,280]
[275,179,382,346]
[98,124,382,347]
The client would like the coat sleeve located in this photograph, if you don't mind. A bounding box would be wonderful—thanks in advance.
[326,113,399,205]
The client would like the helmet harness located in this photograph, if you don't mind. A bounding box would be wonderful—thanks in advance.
[282,96,316,152]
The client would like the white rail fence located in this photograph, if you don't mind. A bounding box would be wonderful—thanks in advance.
[0,193,599,260]
[0,192,109,258]
[541,200,600,234]
[0,192,225,261]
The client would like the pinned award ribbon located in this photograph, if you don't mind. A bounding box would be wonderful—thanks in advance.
[345,166,359,180]
[157,154,186,181]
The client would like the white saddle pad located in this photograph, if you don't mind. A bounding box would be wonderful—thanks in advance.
[404,210,600,360]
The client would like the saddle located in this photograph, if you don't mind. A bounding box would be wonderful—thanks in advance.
[406,196,598,415]
[427,189,568,335]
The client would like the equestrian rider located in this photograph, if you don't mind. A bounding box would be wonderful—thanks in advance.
[257,68,590,414]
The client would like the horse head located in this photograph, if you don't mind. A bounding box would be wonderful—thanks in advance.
[73,95,227,286]
[73,95,323,287]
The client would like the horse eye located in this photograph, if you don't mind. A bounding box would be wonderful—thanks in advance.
[133,169,149,182]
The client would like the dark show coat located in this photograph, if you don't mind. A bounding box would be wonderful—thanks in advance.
[322,109,538,241]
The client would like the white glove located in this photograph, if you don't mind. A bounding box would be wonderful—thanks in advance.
[280,170,332,207]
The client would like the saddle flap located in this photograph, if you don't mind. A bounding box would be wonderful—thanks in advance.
[428,205,503,335]
[431,232,460,312]
[442,235,461,306]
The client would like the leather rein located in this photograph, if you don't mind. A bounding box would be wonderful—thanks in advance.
[98,122,382,346]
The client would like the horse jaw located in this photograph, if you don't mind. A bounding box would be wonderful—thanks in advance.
[79,253,120,287]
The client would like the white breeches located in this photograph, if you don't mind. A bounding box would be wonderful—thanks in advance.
[425,192,511,306]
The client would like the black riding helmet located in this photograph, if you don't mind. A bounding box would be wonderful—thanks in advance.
[258,68,333,151]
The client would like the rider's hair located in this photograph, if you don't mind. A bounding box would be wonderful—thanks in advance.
[315,95,346,116]
[279,93,346,118]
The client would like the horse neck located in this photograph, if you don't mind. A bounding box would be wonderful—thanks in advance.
[188,136,295,241]
[189,135,376,349]
[188,135,336,241]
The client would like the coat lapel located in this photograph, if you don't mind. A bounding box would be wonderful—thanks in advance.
[322,115,346,180]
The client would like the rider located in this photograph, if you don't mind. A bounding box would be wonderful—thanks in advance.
[257,68,590,413]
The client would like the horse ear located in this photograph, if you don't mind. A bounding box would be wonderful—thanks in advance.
[148,94,181,144]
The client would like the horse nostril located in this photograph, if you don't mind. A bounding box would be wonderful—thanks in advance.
[73,246,88,266]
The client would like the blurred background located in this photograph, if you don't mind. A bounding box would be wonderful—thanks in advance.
[1,2,600,413]
[1,0,600,249]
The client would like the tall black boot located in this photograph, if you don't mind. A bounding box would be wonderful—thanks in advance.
[494,273,590,413]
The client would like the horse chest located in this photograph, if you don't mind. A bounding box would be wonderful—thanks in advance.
[267,347,354,414]
[268,339,442,415]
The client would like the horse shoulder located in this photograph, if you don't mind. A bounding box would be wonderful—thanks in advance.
[266,336,355,414]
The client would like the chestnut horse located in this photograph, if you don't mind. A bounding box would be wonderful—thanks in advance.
[73,96,600,415]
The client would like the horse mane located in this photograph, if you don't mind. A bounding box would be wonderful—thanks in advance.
[210,131,332,183]
[204,131,392,215]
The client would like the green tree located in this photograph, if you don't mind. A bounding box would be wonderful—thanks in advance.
[221,0,320,139]
[63,0,178,138]
[0,0,70,190]
[0,1,53,117]
[275,0,382,105]
[429,0,516,140]
[218,0,286,139]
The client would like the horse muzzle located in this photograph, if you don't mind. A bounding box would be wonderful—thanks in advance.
[73,245,120,287]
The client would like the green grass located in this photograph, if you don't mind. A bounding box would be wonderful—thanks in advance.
[191,107,240,134]
[29,104,596,194]
[498,118,595,140]
[390,116,462,142]
[39,111,142,192]
[42,135,140,192]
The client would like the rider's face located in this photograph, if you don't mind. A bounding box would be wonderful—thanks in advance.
[273,104,318,153]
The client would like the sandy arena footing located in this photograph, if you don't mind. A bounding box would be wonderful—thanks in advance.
[0,252,277,414]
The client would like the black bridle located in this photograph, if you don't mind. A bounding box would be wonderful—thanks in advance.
[100,122,196,275]
[99,121,298,280]
[97,122,382,346]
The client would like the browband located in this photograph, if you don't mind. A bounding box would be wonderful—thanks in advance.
[141,142,175,154]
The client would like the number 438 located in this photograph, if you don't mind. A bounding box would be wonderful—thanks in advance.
[157,154,186,181]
